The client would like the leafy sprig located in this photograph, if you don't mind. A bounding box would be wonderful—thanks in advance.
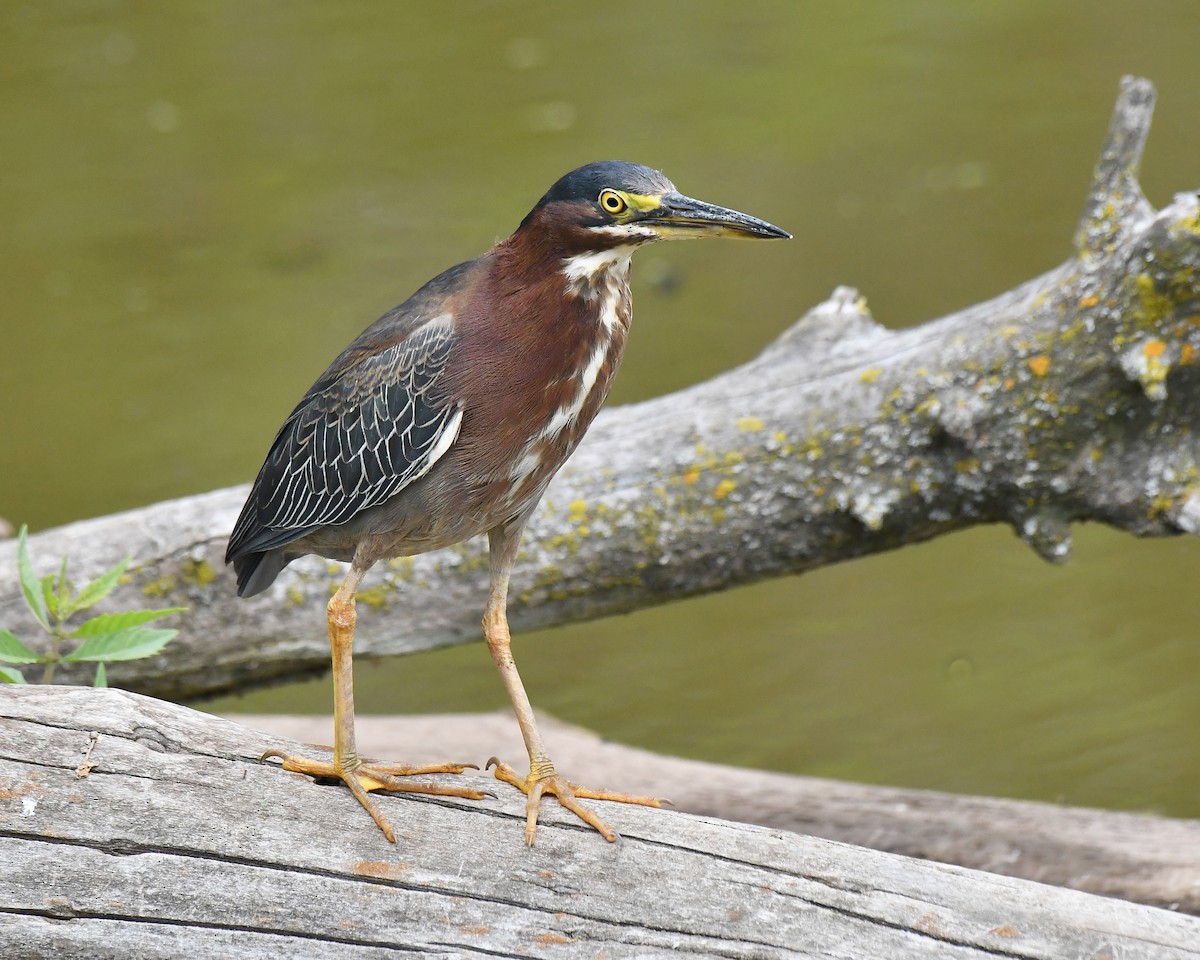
[1,526,183,686]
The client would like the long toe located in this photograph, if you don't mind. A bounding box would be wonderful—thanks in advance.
[262,749,487,842]
[565,781,667,808]
[355,764,490,799]
[358,759,479,776]
[487,757,666,845]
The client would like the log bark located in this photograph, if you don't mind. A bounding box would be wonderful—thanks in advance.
[0,78,1198,700]
[244,710,1200,917]
[2,686,1196,960]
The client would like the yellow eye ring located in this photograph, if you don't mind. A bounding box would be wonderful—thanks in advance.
[598,189,627,215]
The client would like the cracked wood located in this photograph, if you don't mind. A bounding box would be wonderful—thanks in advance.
[1,685,1197,959]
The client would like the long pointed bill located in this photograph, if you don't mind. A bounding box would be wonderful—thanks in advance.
[639,192,791,240]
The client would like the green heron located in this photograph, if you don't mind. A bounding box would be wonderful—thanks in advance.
[227,161,789,845]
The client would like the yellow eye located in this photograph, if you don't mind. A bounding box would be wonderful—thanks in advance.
[599,189,627,215]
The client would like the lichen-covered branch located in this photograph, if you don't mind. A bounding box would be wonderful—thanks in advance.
[1,77,1197,700]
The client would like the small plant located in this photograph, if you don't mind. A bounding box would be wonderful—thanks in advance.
[0,525,184,687]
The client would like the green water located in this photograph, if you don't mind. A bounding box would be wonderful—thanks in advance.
[3,2,1198,817]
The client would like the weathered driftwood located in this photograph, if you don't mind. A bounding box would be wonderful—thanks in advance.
[1,78,1198,701]
[245,710,1200,916]
[1,686,1196,960]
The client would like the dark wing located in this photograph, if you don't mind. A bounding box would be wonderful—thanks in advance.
[226,311,461,563]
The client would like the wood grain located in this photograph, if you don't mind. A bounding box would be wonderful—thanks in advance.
[1,686,1197,959]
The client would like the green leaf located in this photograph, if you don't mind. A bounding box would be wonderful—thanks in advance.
[0,628,41,664]
[93,662,107,688]
[41,574,60,619]
[71,608,186,638]
[16,526,49,630]
[65,557,131,615]
[0,665,27,684]
[55,555,71,619]
[64,627,176,663]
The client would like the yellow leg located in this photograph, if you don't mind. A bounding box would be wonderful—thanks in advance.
[482,526,664,845]
[262,562,487,842]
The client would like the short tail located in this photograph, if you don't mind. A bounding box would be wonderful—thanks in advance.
[232,550,293,598]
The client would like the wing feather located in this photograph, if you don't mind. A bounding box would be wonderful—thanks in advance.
[227,313,461,560]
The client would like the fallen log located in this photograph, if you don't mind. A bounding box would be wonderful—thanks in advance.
[239,710,1200,916]
[1,686,1196,959]
[1,78,1199,701]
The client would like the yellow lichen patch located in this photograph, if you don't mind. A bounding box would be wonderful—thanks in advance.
[954,458,980,474]
[714,479,737,500]
[1028,354,1051,377]
[181,559,216,586]
[634,502,663,547]
[141,575,177,598]
[1124,337,1172,399]
[1134,272,1174,327]
[545,530,581,555]
[1091,448,1103,461]
[736,416,765,432]
[356,585,393,610]
[285,587,306,608]
[567,499,588,524]
[1150,494,1175,518]
[532,564,564,589]
[859,367,882,384]
[1182,344,1197,365]
[1057,319,1084,344]
[386,556,415,576]
[1174,208,1200,235]
[770,429,795,456]
[682,466,700,485]
[1078,295,1099,308]
[1003,377,1015,390]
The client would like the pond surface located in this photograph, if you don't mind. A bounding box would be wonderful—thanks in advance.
[3,2,1198,817]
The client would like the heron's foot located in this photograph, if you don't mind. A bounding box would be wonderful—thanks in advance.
[262,748,487,843]
[486,756,666,845]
